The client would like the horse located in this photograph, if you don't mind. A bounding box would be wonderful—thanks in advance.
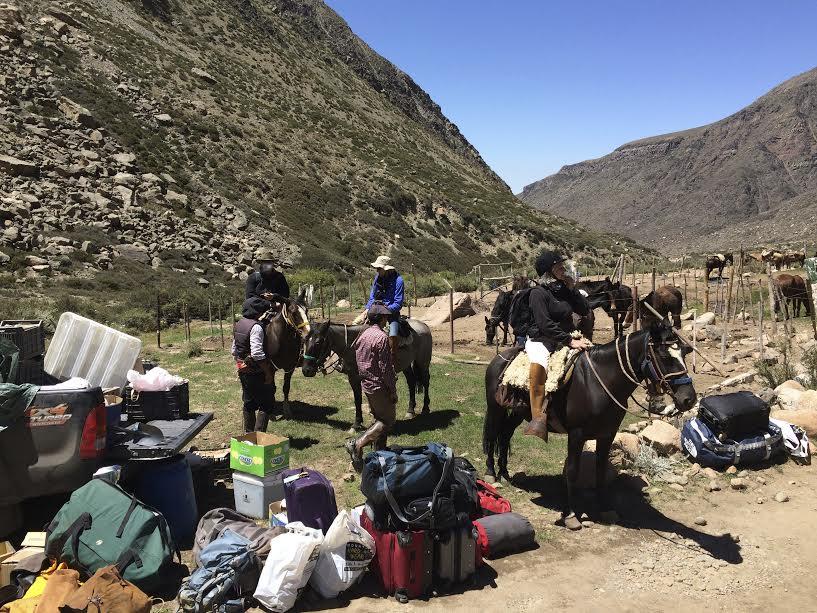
[705,253,733,279]
[637,285,683,329]
[482,319,696,529]
[301,318,433,429]
[485,275,531,346]
[260,290,311,421]
[589,282,633,338]
[773,274,811,319]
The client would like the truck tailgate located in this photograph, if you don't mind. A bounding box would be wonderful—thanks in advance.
[108,412,213,460]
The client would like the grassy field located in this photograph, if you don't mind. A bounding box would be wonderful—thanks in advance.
[140,322,575,528]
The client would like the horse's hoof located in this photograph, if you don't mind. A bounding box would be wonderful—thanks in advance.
[599,510,619,525]
[403,412,416,420]
[421,407,430,415]
[563,514,583,531]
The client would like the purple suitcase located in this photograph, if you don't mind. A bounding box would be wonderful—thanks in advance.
[282,467,338,534]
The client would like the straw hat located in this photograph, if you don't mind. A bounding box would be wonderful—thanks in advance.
[255,248,277,263]
[370,255,395,271]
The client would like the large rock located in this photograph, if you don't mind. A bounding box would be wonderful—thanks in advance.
[639,420,681,456]
[797,390,817,412]
[421,292,476,326]
[612,432,640,463]
[58,97,98,128]
[772,408,817,439]
[24,255,47,266]
[0,155,39,177]
[0,251,9,265]
[191,67,217,84]
[775,380,805,410]
[695,312,716,326]
[336,299,351,308]
[115,244,150,264]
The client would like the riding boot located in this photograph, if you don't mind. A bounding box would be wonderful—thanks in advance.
[255,410,269,433]
[345,421,386,472]
[523,363,549,441]
[388,335,399,363]
[242,409,256,433]
[374,433,388,451]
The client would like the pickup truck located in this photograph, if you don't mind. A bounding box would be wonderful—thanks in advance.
[0,384,212,538]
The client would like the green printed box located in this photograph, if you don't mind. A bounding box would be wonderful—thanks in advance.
[230,432,290,477]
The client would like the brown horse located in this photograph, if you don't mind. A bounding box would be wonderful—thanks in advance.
[485,275,532,346]
[705,253,733,279]
[261,291,311,420]
[637,286,683,328]
[773,274,811,318]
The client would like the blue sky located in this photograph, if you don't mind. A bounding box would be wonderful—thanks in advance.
[324,1,817,193]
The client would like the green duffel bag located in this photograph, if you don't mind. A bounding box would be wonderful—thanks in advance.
[45,478,177,594]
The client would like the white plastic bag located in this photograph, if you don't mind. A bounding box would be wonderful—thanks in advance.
[254,522,323,612]
[126,367,185,392]
[308,509,376,598]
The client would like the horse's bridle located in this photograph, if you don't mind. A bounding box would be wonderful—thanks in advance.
[303,324,352,375]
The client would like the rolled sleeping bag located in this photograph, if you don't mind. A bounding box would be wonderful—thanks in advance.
[473,512,535,559]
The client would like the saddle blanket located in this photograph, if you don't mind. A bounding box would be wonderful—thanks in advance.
[499,333,589,393]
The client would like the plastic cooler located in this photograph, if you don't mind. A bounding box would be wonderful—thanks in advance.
[44,312,142,389]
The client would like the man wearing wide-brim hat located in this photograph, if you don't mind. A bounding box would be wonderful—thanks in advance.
[246,247,290,311]
[361,255,405,361]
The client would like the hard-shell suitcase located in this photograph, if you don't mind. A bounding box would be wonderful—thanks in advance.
[473,512,536,559]
[282,468,338,534]
[361,513,433,603]
[433,525,480,588]
[698,391,770,439]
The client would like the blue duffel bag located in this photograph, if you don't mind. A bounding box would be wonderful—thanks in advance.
[360,443,453,507]
[681,418,785,468]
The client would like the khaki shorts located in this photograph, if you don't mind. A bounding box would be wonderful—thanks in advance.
[365,388,397,428]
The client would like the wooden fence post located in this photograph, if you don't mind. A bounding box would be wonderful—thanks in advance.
[218,296,224,350]
[319,285,325,320]
[757,288,764,361]
[683,273,688,307]
[691,308,697,373]
[348,277,353,309]
[766,262,778,337]
[156,293,162,349]
[725,261,735,323]
[704,282,710,313]
[412,269,418,307]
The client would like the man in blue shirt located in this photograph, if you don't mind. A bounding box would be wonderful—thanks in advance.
[364,255,405,359]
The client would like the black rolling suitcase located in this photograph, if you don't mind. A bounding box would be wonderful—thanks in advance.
[698,391,770,439]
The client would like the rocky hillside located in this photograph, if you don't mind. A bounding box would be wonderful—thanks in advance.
[519,67,817,254]
[0,0,646,294]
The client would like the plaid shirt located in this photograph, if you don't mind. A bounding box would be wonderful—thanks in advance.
[355,324,396,395]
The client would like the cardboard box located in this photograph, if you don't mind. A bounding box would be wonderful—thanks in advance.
[0,546,42,587]
[230,432,289,477]
[21,532,45,548]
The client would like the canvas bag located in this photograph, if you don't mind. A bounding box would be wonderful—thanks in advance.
[308,510,376,598]
[192,508,286,562]
[253,522,323,613]
[58,565,151,613]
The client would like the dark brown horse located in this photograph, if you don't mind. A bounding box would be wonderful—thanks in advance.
[261,290,311,420]
[587,282,632,338]
[773,274,811,318]
[485,276,531,346]
[705,253,733,280]
[637,285,683,329]
[482,320,696,528]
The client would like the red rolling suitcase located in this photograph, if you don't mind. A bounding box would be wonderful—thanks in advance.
[361,512,433,603]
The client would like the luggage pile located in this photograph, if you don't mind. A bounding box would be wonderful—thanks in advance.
[358,443,535,602]
[681,391,787,468]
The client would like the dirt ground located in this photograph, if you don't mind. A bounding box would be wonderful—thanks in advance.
[305,281,817,612]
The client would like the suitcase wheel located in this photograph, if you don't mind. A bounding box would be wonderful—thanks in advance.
[395,589,409,604]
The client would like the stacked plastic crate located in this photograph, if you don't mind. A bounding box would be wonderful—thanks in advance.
[0,320,45,384]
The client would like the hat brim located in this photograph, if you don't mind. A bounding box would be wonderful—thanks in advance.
[371,262,395,270]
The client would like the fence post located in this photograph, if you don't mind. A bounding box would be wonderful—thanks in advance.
[412,269,418,307]
[758,287,764,361]
[704,282,710,313]
[218,295,224,350]
[319,285,326,320]
[691,308,697,373]
[156,293,161,349]
[348,277,353,309]
[725,260,735,323]
[765,262,778,336]
[440,277,454,354]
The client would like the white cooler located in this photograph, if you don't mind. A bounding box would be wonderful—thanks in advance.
[233,470,284,519]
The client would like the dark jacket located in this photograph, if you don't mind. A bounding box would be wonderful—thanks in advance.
[245,270,290,309]
[527,282,589,351]
[233,317,263,372]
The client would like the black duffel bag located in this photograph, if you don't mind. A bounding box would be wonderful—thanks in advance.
[698,391,770,440]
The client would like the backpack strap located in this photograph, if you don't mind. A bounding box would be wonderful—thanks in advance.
[378,446,453,528]
[116,496,139,538]
[47,512,92,569]
[115,548,144,575]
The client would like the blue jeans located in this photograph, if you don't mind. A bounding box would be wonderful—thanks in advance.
[388,319,400,337]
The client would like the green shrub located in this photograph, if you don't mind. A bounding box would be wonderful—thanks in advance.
[187,340,203,357]
[452,275,477,293]
[414,275,448,299]
[116,308,156,334]
[288,268,337,289]
[754,341,796,389]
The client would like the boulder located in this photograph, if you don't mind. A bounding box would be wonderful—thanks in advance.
[771,408,817,438]
[58,97,98,128]
[115,244,150,264]
[798,390,817,412]
[775,380,805,410]
[112,153,136,166]
[421,292,476,326]
[154,113,173,125]
[0,251,9,265]
[197,277,210,287]
[24,255,47,266]
[231,210,248,230]
[165,190,188,207]
[639,420,681,456]
[0,154,39,177]
[695,312,716,326]
[191,67,217,84]
[336,299,351,309]
[612,432,640,464]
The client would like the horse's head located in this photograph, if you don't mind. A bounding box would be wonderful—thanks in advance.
[644,319,697,413]
[281,298,311,338]
[302,320,331,377]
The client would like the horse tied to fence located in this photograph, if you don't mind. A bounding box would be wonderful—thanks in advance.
[301,318,433,429]
[482,318,697,530]
[485,275,531,346]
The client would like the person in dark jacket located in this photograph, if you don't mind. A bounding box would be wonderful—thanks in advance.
[245,248,290,311]
[231,297,277,432]
[524,251,592,441]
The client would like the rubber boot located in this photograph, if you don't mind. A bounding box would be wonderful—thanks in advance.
[242,409,256,433]
[255,410,269,433]
[345,421,386,472]
[523,363,549,441]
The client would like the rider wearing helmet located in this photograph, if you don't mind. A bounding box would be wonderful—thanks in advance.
[524,251,592,441]
[363,255,405,360]
[246,248,290,311]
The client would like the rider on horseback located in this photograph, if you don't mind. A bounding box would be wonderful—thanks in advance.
[246,248,290,312]
[362,255,405,361]
[523,251,592,441]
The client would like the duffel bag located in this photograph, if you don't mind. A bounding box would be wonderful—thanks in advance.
[45,479,177,594]
[476,479,511,516]
[192,508,286,563]
[681,418,785,468]
[698,391,770,440]
[473,513,535,559]
[360,443,453,507]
